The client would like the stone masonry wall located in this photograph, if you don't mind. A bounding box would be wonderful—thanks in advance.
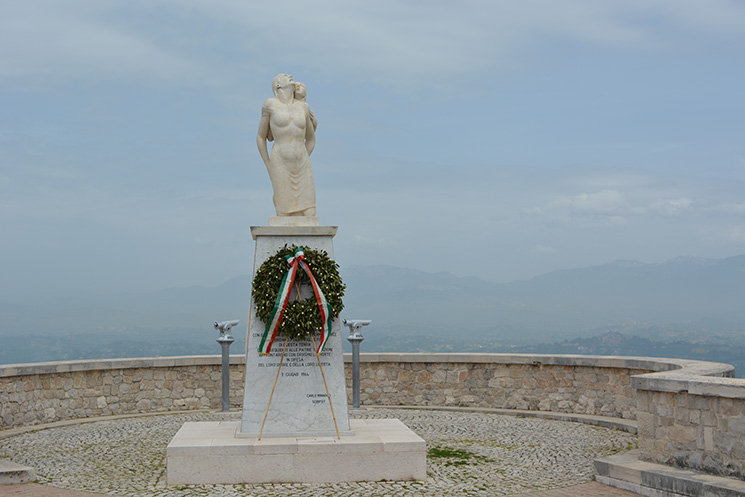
[0,358,245,430]
[1,353,658,430]
[633,371,744,480]
[345,359,646,419]
[3,353,744,483]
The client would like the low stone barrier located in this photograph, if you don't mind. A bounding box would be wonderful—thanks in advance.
[350,353,660,419]
[0,356,246,429]
[1,353,742,479]
[632,361,744,479]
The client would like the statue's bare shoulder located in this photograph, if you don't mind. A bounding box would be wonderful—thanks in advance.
[261,98,280,115]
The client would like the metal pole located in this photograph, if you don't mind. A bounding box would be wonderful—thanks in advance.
[217,337,232,411]
[349,336,363,409]
[343,319,371,410]
[214,320,238,412]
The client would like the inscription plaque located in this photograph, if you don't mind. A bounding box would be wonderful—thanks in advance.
[238,227,351,438]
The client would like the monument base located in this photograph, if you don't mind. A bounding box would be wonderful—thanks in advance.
[166,418,426,484]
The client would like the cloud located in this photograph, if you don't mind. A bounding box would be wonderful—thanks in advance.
[566,169,656,189]
[1,1,743,296]
[523,206,545,216]
[530,244,557,255]
[525,189,631,229]
[0,3,198,84]
[712,202,745,216]
[729,226,745,242]
[542,189,626,215]
[3,0,744,90]
[652,0,745,36]
[173,0,745,90]
[569,190,626,214]
[649,197,694,217]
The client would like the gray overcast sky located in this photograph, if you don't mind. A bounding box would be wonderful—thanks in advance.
[1,0,744,298]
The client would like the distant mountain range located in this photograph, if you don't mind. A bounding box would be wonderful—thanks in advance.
[1,255,744,365]
[341,255,745,342]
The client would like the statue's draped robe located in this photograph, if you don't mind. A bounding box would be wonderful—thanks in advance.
[264,100,316,216]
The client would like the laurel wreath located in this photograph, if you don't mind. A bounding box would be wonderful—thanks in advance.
[252,245,345,341]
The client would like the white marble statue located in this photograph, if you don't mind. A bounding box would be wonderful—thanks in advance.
[257,74,317,217]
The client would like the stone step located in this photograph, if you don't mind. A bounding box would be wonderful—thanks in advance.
[595,450,745,497]
[0,460,36,485]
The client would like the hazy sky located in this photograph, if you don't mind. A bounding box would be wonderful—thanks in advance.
[2,0,744,298]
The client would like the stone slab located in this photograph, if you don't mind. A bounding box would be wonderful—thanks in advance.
[240,227,350,438]
[0,460,36,485]
[250,225,337,239]
[268,216,319,227]
[595,451,745,497]
[166,419,426,484]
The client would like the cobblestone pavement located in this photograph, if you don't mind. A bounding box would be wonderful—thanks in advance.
[0,408,638,497]
[0,481,641,497]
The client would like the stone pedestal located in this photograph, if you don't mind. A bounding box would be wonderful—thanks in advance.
[238,225,350,438]
[166,224,426,484]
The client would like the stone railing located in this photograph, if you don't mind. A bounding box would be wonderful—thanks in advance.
[1,353,741,478]
[632,361,744,479]
[350,353,663,419]
[0,356,246,429]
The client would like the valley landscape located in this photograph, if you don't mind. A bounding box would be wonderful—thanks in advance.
[2,255,744,376]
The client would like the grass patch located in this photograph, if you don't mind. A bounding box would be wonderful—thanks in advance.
[427,445,494,467]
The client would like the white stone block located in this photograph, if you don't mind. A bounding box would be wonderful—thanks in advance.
[166,419,426,484]
[269,216,319,227]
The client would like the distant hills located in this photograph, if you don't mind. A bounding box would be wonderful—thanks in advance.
[341,255,745,342]
[2,255,744,371]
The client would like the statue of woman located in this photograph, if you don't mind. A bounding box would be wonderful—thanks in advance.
[257,74,316,217]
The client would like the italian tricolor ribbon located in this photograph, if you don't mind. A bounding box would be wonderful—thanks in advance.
[257,247,333,355]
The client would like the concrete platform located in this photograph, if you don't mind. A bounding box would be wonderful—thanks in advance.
[595,450,745,497]
[0,460,36,485]
[166,418,426,484]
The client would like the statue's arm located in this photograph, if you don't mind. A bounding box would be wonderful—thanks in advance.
[304,106,316,156]
[256,102,271,168]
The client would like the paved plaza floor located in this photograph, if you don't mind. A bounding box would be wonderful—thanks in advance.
[0,408,641,497]
[0,481,642,497]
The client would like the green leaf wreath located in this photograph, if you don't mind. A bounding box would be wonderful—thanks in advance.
[252,245,345,341]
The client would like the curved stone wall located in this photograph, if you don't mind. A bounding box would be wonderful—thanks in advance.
[0,356,246,430]
[632,361,745,478]
[1,353,742,478]
[352,353,667,419]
